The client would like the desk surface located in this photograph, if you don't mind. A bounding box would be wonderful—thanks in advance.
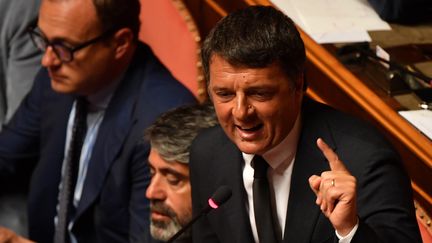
[370,23,432,48]
[300,23,432,216]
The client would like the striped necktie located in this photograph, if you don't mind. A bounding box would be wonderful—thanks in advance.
[54,97,88,243]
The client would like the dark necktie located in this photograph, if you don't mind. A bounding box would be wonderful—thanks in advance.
[253,155,279,243]
[54,97,88,243]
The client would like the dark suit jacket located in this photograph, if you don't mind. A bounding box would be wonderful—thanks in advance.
[190,99,421,243]
[0,43,196,243]
[367,0,432,24]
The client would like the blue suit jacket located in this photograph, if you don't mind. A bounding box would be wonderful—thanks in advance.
[190,99,421,243]
[367,0,431,24]
[0,43,196,243]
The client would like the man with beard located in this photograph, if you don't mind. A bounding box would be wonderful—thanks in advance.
[144,103,218,242]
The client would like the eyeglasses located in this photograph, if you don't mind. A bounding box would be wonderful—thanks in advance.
[28,27,115,63]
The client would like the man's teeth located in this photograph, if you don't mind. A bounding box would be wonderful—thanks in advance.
[238,124,262,131]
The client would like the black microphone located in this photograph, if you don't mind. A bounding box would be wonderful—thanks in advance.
[166,186,232,243]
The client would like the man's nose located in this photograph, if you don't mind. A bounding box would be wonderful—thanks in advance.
[41,46,61,67]
[145,178,166,200]
[232,96,252,120]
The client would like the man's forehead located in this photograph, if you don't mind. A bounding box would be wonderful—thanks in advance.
[39,0,101,39]
[209,54,283,72]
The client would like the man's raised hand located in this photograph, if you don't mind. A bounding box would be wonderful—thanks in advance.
[308,138,358,236]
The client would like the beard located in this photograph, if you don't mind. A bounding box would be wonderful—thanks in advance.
[150,201,192,241]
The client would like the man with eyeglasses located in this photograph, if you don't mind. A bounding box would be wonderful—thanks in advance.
[0,0,196,243]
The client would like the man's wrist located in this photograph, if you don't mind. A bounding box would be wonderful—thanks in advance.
[335,218,359,243]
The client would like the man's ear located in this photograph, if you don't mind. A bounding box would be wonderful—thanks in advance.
[113,28,134,59]
[294,72,305,93]
[301,70,308,92]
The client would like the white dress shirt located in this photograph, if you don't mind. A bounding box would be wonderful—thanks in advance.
[56,77,121,243]
[242,114,357,243]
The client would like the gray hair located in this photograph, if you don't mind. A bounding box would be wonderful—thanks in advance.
[145,103,218,164]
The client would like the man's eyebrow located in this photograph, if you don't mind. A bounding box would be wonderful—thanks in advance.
[37,27,78,46]
[211,86,232,93]
[159,167,188,179]
[245,85,276,91]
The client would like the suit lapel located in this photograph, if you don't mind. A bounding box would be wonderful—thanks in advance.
[32,91,75,230]
[283,100,336,243]
[75,59,143,217]
[208,137,255,243]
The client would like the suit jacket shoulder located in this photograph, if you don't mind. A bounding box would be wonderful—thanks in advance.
[190,98,421,243]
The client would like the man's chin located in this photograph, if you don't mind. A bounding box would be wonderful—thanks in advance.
[234,139,268,155]
[50,80,75,94]
[150,221,180,241]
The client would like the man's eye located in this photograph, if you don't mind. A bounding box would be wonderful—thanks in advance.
[52,40,74,49]
[250,90,273,100]
[166,175,181,186]
[254,92,268,98]
[214,91,234,101]
[216,91,232,97]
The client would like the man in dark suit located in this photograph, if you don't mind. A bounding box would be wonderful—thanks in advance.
[0,0,196,242]
[144,103,218,243]
[189,6,421,243]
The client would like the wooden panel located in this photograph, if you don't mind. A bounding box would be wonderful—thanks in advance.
[300,17,432,216]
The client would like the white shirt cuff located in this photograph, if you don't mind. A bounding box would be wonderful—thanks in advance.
[335,221,359,243]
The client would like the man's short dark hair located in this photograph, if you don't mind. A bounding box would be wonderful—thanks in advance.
[93,0,141,40]
[201,5,306,86]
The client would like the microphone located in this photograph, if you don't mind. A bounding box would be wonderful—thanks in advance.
[166,186,232,243]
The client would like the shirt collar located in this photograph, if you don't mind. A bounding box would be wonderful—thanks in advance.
[85,74,123,111]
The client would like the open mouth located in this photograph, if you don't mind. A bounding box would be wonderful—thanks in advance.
[236,124,263,132]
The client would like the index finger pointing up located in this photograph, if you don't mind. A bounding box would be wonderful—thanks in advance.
[316,138,348,171]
